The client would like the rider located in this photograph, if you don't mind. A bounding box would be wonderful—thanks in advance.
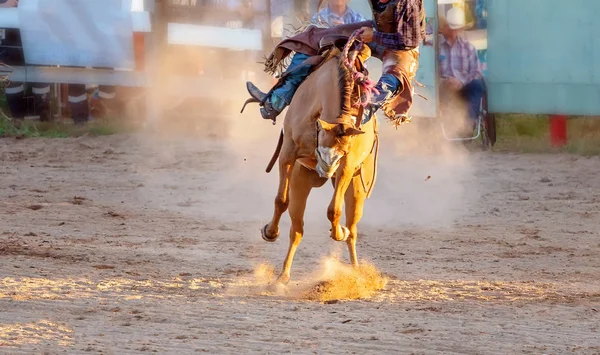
[246,0,426,123]
[247,0,367,122]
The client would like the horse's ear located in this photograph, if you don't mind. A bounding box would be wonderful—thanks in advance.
[340,124,365,136]
[316,119,337,131]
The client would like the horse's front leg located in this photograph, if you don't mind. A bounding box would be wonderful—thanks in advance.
[276,164,313,285]
[343,174,366,267]
[262,137,296,242]
[327,161,355,242]
[344,150,375,267]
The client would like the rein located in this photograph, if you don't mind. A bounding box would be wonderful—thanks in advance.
[315,30,379,149]
[312,32,380,178]
[339,33,380,195]
[340,29,379,109]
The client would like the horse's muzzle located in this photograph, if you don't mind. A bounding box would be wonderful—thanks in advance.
[315,149,342,178]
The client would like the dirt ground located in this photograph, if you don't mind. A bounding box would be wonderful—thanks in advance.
[1,115,599,354]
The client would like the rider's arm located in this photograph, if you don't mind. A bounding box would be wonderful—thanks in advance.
[371,1,425,50]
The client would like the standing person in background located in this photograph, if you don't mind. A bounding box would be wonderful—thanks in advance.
[1,0,52,123]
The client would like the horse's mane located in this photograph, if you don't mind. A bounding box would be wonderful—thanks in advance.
[333,32,379,122]
[336,55,356,118]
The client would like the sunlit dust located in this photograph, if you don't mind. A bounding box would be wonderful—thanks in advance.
[377,279,573,303]
[225,260,595,304]
[0,320,74,347]
[253,263,277,285]
[301,257,389,302]
[227,256,388,302]
[0,275,593,304]
[0,276,223,301]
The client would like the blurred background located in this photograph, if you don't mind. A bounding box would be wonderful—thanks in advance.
[0,0,599,153]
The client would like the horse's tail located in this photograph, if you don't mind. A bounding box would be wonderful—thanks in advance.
[266,128,284,173]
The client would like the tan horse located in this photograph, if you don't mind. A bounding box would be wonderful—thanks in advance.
[261,41,379,285]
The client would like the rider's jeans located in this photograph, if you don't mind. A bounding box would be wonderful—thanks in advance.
[271,52,403,115]
[371,73,401,107]
[271,52,313,110]
[461,78,485,121]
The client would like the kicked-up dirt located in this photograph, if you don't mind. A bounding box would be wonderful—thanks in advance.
[1,114,599,354]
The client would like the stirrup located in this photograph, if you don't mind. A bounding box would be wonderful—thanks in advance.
[260,102,279,125]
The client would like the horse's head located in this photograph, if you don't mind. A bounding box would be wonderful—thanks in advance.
[314,118,364,178]
[313,31,375,179]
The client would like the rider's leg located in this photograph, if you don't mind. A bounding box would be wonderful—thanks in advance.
[460,78,485,127]
[269,53,312,112]
[246,52,313,121]
[361,47,420,122]
[361,73,402,121]
[371,73,402,107]
[363,43,402,107]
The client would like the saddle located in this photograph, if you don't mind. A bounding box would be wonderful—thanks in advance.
[240,36,371,115]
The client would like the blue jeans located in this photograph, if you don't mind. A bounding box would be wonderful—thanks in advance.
[271,52,312,110]
[461,78,485,121]
[271,52,402,112]
[365,43,402,106]
[371,74,401,107]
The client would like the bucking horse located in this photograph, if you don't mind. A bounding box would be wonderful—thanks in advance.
[242,31,380,285]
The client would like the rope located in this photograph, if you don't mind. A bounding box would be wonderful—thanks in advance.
[340,29,379,108]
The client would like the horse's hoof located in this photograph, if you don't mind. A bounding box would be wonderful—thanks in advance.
[261,224,279,243]
[266,278,289,295]
[340,226,350,242]
[275,274,290,286]
[330,226,350,242]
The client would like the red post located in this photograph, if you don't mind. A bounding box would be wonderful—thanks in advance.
[550,114,567,147]
[133,32,145,71]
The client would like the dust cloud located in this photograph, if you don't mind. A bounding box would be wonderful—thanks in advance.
[225,254,388,302]
[127,19,479,246]
[361,108,476,229]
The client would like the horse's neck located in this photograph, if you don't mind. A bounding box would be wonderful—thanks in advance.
[292,53,362,130]
[300,58,345,124]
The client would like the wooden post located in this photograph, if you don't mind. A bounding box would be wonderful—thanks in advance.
[549,114,567,147]
[133,32,145,71]
[60,83,69,119]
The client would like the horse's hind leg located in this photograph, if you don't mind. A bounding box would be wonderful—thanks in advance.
[262,136,296,242]
[344,174,367,267]
[276,163,313,284]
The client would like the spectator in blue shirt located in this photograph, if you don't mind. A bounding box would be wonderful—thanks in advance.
[311,0,367,28]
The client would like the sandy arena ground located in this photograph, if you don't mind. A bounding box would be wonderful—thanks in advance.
[1,114,599,354]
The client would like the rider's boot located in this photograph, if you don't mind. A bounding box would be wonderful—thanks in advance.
[246,82,287,123]
[361,73,402,123]
[244,52,313,124]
